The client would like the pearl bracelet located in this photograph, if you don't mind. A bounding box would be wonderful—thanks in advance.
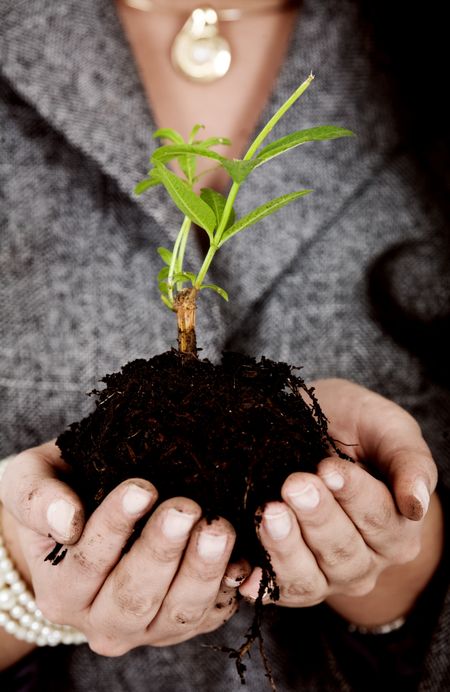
[0,456,86,647]
[347,616,406,635]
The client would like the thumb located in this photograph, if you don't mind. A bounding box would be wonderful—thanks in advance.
[353,391,438,521]
[387,447,437,521]
[0,441,84,544]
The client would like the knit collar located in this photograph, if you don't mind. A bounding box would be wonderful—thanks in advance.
[1,0,399,337]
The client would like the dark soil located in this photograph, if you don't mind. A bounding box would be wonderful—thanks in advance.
[55,350,346,687]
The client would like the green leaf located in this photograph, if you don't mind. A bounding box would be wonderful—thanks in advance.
[133,176,160,195]
[200,283,229,301]
[244,73,315,160]
[188,124,205,144]
[221,159,258,184]
[157,266,169,282]
[158,281,169,295]
[255,127,355,166]
[152,144,226,166]
[179,155,196,183]
[157,247,173,265]
[153,128,185,144]
[152,145,256,184]
[182,271,197,283]
[172,272,195,284]
[218,190,313,246]
[160,294,174,310]
[200,188,235,229]
[156,164,217,236]
[195,136,232,149]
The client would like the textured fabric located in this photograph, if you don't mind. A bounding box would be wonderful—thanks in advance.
[1,0,449,689]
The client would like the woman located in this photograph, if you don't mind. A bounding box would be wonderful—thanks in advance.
[1,0,449,689]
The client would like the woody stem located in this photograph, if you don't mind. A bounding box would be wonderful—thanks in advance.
[174,287,198,356]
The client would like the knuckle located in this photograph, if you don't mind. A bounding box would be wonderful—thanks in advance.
[71,549,109,577]
[112,572,158,618]
[345,577,377,597]
[185,561,224,583]
[317,542,356,569]
[101,512,135,537]
[115,589,156,619]
[88,636,130,658]
[392,538,422,564]
[362,502,393,533]
[332,555,374,586]
[168,605,207,628]
[279,579,325,605]
[141,539,183,564]
[13,480,40,522]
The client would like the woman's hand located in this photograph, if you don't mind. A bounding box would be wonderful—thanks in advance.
[239,379,444,626]
[0,441,246,657]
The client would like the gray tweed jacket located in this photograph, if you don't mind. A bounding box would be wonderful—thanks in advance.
[1,0,449,689]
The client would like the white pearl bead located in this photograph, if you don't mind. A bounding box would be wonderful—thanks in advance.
[30,620,42,634]
[18,591,31,605]
[41,625,51,638]
[25,630,37,643]
[0,612,7,626]
[5,619,18,635]
[34,608,43,620]
[0,588,16,610]
[47,631,62,646]
[15,626,27,641]
[11,604,25,619]
[10,581,26,595]
[36,635,47,647]
[20,613,33,628]
[26,600,37,613]
[0,557,13,572]
[4,569,20,585]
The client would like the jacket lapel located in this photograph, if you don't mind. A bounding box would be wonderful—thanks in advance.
[0,0,178,230]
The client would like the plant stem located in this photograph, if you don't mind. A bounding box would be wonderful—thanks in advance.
[244,72,314,160]
[194,73,315,289]
[176,217,192,289]
[168,216,190,302]
[194,242,218,289]
[174,287,198,355]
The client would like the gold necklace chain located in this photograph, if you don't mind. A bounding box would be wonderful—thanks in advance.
[121,1,299,83]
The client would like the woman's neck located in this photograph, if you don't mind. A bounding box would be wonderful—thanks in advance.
[116,0,300,191]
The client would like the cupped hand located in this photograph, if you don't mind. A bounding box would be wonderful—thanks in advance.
[0,441,247,655]
[239,379,443,623]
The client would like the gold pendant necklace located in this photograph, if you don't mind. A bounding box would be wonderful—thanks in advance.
[122,1,298,83]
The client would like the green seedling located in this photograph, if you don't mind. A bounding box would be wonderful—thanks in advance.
[135,73,354,354]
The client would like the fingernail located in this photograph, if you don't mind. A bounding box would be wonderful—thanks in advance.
[413,479,430,515]
[263,508,292,540]
[162,508,197,539]
[287,483,320,510]
[247,585,271,602]
[322,471,345,491]
[224,575,244,588]
[47,499,75,540]
[122,484,153,516]
[197,532,228,562]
